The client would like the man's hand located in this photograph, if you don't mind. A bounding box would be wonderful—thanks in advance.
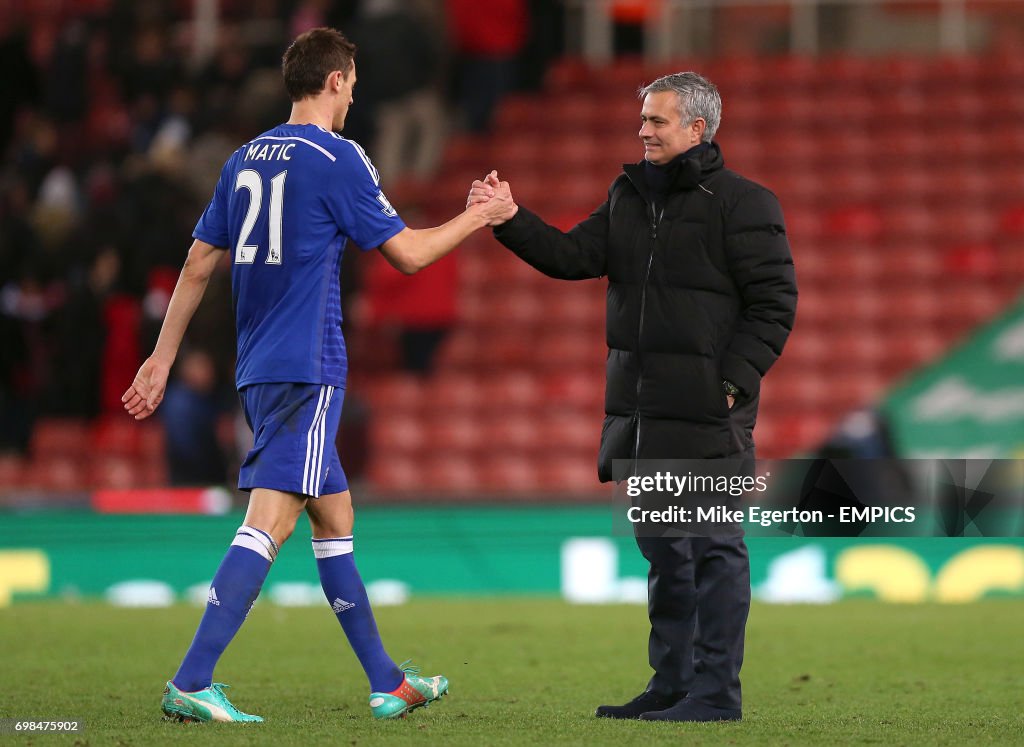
[467,170,517,225]
[122,356,172,420]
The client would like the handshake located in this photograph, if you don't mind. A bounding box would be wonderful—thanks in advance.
[466,170,518,227]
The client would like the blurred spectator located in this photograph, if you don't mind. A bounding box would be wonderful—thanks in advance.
[447,0,527,132]
[610,0,659,54]
[239,0,288,69]
[362,245,458,375]
[115,26,180,105]
[0,21,38,154]
[49,246,120,418]
[349,0,446,188]
[42,18,90,125]
[517,0,565,92]
[160,348,229,486]
[290,0,332,38]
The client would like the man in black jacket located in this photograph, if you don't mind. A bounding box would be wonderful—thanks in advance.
[470,72,797,722]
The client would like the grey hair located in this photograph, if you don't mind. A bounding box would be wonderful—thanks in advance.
[639,72,721,142]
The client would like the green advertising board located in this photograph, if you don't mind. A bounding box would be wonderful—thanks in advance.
[883,294,1024,457]
[1,508,1022,607]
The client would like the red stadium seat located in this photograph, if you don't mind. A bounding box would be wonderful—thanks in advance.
[543,371,604,411]
[369,454,423,492]
[479,455,541,493]
[0,455,26,488]
[91,456,142,490]
[434,329,481,370]
[371,414,428,455]
[427,373,485,413]
[1000,205,1024,235]
[362,374,426,414]
[539,412,601,455]
[480,372,544,412]
[882,204,938,240]
[823,205,884,240]
[30,419,89,458]
[424,415,486,454]
[484,413,539,456]
[91,416,142,456]
[421,455,481,494]
[537,455,605,495]
[27,455,87,492]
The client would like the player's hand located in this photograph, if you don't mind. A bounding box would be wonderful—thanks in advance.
[468,171,517,226]
[122,356,172,420]
[466,170,498,208]
[727,394,735,410]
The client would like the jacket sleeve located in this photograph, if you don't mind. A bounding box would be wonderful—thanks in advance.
[720,186,798,398]
[492,201,608,280]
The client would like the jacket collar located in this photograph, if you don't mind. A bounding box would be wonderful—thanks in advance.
[623,141,725,204]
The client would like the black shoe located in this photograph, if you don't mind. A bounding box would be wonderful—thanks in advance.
[640,697,741,722]
[595,690,686,720]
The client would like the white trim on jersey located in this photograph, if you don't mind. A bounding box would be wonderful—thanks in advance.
[311,126,380,184]
[250,135,337,162]
[343,140,380,185]
[303,386,335,497]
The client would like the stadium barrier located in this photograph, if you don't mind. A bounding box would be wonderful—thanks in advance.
[0,508,1021,607]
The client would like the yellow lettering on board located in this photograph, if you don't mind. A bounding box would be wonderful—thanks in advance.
[935,546,1024,603]
[835,545,930,603]
[0,551,50,606]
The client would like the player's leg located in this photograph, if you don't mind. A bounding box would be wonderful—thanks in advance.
[163,488,306,722]
[163,382,323,723]
[307,489,403,690]
[307,431,447,718]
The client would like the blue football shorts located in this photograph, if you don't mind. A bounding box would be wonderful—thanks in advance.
[237,383,348,498]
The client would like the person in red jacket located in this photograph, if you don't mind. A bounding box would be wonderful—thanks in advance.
[446,0,527,132]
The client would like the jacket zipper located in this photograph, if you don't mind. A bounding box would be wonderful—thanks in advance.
[633,201,664,462]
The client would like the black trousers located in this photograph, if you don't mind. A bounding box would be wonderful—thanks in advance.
[635,532,751,710]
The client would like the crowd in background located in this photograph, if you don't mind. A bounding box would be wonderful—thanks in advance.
[0,0,560,480]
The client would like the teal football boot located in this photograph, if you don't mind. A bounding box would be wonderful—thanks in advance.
[369,661,448,719]
[161,681,263,723]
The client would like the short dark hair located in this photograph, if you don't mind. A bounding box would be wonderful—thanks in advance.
[281,28,356,102]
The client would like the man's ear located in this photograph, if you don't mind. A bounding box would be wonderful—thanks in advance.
[691,117,707,143]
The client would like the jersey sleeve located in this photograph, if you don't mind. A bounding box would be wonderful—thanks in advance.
[193,153,235,248]
[326,141,406,251]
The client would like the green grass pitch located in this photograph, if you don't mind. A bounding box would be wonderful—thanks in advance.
[2,599,1023,746]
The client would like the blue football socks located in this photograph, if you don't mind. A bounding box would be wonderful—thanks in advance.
[172,526,278,692]
[313,536,403,693]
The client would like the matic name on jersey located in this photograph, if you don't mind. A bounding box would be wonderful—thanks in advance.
[194,124,404,390]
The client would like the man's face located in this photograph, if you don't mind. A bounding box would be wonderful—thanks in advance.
[639,91,702,165]
[333,62,357,131]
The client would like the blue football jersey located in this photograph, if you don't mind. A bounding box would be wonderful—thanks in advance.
[193,124,404,389]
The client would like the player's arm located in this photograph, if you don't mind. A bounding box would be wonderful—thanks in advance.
[122,239,226,420]
[377,196,515,275]
[470,172,607,280]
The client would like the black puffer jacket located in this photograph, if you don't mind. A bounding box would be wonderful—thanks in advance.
[493,142,797,481]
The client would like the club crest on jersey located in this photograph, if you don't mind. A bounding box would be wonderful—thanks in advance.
[376,191,398,218]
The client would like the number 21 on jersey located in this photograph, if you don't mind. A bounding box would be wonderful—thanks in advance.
[235,169,287,265]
